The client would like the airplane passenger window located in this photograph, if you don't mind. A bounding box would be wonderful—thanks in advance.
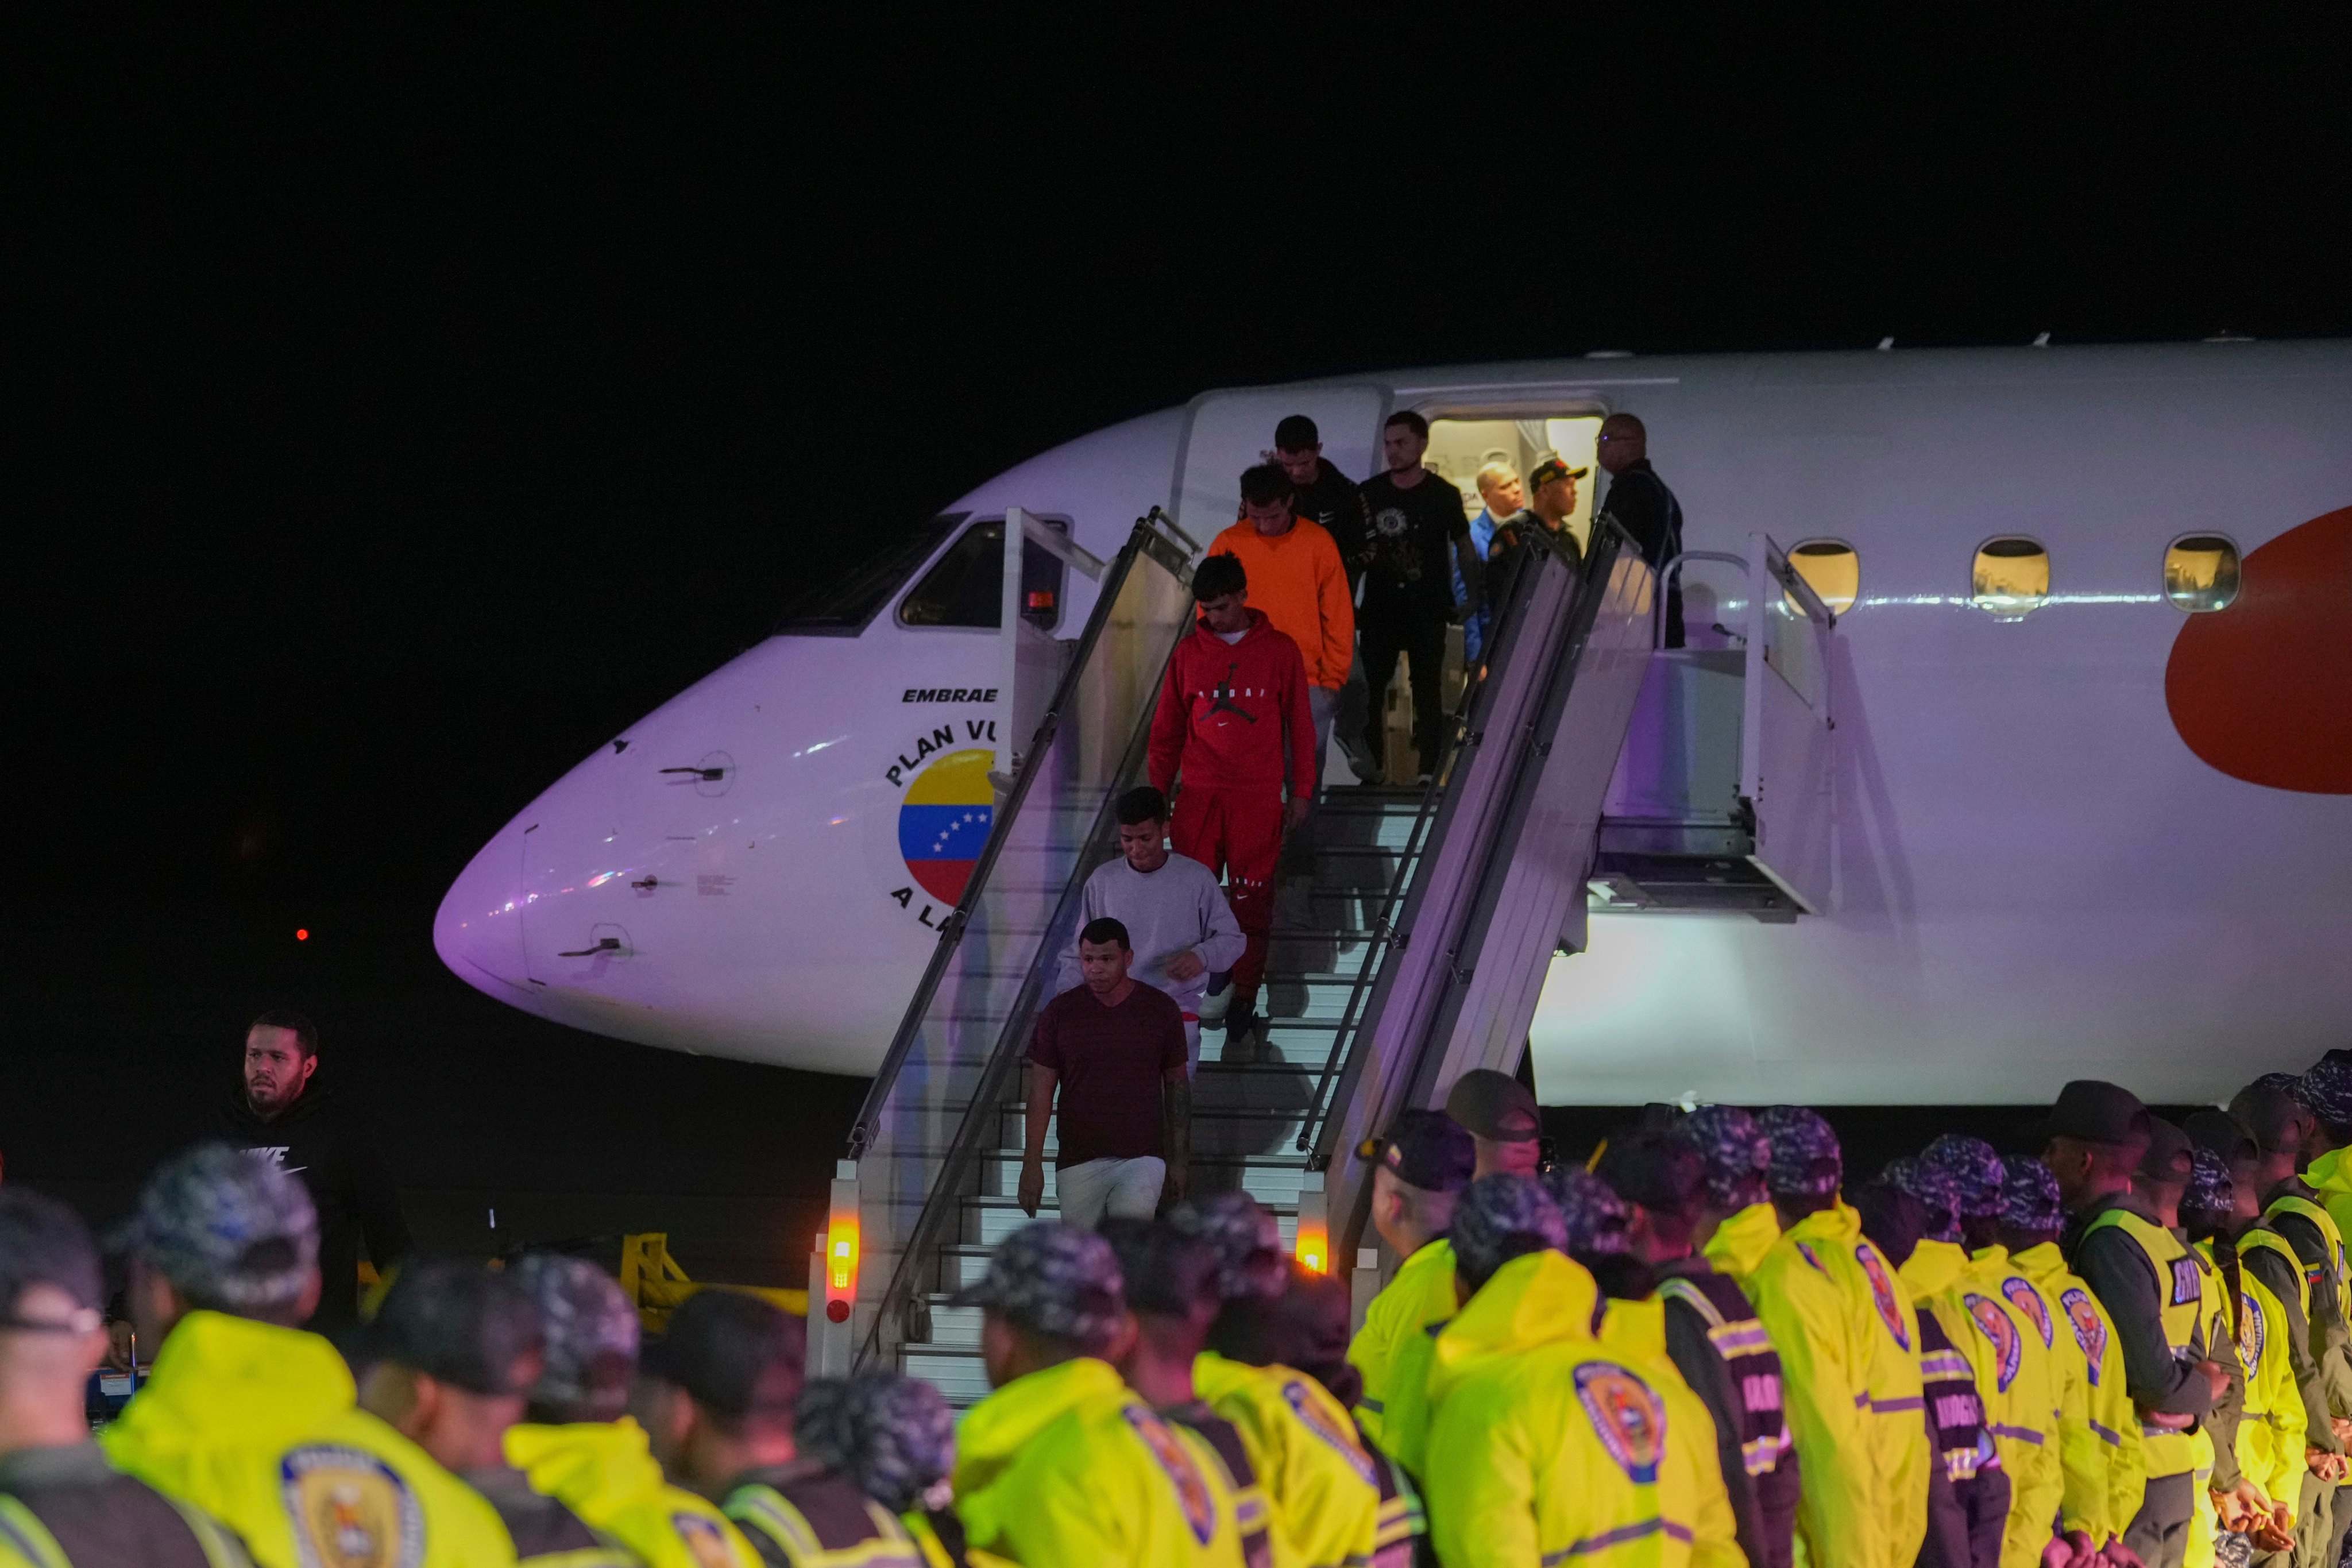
[898,516,1070,631]
[1971,536,2050,618]
[2162,534,2241,612]
[1787,540,1860,614]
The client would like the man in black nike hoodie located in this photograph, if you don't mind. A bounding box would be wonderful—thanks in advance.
[213,1009,411,1333]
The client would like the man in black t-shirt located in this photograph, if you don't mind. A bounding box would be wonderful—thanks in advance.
[1357,411,1480,782]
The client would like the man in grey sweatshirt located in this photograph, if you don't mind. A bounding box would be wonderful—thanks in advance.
[1057,786,1247,1073]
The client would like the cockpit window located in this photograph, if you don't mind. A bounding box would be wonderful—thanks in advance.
[774,513,965,636]
[898,516,1071,631]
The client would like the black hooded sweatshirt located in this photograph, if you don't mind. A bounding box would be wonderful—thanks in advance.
[215,1083,411,1331]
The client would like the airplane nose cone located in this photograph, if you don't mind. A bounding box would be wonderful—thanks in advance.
[434,828,532,997]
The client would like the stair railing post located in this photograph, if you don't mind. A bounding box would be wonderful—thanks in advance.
[1350,1247,1382,1337]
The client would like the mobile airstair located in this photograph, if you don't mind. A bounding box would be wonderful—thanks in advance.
[828,505,1840,1405]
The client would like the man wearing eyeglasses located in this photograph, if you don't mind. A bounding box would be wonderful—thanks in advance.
[0,1188,256,1566]
[1594,413,1687,647]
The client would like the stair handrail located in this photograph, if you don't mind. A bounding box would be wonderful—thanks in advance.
[1651,549,1747,648]
[847,513,1188,1157]
[1291,522,1601,1164]
[845,515,1194,1370]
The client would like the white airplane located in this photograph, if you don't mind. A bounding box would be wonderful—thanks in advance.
[435,339,2352,1106]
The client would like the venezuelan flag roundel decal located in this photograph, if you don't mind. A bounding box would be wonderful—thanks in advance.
[897,748,996,905]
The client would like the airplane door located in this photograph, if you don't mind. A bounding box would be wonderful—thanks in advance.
[1174,386,1389,547]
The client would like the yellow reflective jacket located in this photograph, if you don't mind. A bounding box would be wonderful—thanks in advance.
[505,1420,759,1568]
[1194,1353,1382,1568]
[1748,1202,1929,1568]
[101,1310,516,1568]
[1704,1202,1782,1284]
[2081,1204,2204,1480]
[2228,1265,2305,1523]
[2011,1241,2145,1550]
[1978,1243,2102,1547]
[1347,1239,1454,1446]
[953,1356,1249,1567]
[2296,1149,2352,1283]
[1906,1241,2063,1568]
[1418,1250,1741,1568]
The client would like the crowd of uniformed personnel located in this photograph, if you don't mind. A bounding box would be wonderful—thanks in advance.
[10,1053,2352,1566]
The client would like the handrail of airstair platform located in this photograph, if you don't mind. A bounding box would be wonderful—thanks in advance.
[847,513,1188,1153]
[1291,522,1601,1165]
[845,513,1193,1369]
[1655,542,1838,649]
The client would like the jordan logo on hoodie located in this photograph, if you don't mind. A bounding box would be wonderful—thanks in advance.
[1207,664,1256,722]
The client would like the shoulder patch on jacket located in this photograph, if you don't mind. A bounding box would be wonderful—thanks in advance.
[1963,1293,2023,1393]
[1574,1361,1667,1485]
[674,1512,739,1568]
[1123,1406,1219,1546]
[2001,1276,2054,1347]
[2059,1288,2107,1385]
[1281,1379,1378,1486]
[2171,1257,2204,1306]
[1857,1245,1911,1351]
[2236,1292,2266,1376]
[281,1445,426,1568]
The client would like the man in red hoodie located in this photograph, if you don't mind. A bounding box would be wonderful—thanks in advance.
[1149,552,1317,1055]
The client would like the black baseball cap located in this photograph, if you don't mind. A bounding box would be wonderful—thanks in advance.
[1365,1109,1476,1193]
[1593,1129,1706,1220]
[369,1259,542,1397]
[2137,1118,2193,1187]
[2042,1080,2153,1148]
[2183,1109,2257,1165]
[643,1288,805,1421]
[2229,1083,2315,1156]
[1447,1069,1542,1144]
[1528,458,1588,489]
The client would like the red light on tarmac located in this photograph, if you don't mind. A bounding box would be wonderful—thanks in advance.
[295,929,310,941]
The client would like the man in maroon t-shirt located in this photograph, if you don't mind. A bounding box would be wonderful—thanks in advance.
[1019,916,1192,1229]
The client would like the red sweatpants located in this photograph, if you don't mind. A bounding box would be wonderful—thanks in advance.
[1170,786,1284,998]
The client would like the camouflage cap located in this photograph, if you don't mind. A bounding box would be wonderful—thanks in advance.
[1884,1156,1964,1245]
[511,1254,640,1420]
[1450,1174,1567,1292]
[118,1143,318,1314]
[2253,1070,2309,1103]
[1756,1106,1843,1198]
[369,1258,542,1397]
[1677,1104,1772,1210]
[1540,1167,1629,1259]
[2184,1146,2235,1218]
[2000,1156,2065,1234]
[949,1221,1126,1349]
[1921,1134,2007,1218]
[1167,1191,1286,1303]
[797,1370,956,1513]
[2300,1057,2352,1130]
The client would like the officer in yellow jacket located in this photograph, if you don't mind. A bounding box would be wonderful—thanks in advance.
[1890,1154,2064,1568]
[2050,1081,2229,1568]
[355,1258,628,1566]
[1417,1173,1743,1567]
[1999,1156,2148,1562]
[1677,1105,1782,1282]
[1345,1111,1473,1447]
[101,1143,519,1568]
[1745,1106,1930,1568]
[0,1187,254,1568]
[503,1254,760,1568]
[953,1219,1253,1566]
[793,1370,1011,1568]
[2179,1145,2301,1565]
[2230,1080,2352,1562]
[635,1289,929,1568]
[1171,1192,1399,1568]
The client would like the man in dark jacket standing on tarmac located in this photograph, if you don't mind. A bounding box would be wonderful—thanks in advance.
[214,1009,410,1332]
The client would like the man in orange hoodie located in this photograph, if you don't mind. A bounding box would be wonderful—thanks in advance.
[1209,464,1354,795]
[1148,552,1318,1055]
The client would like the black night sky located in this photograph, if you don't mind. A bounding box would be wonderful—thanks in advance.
[11,14,2350,1285]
